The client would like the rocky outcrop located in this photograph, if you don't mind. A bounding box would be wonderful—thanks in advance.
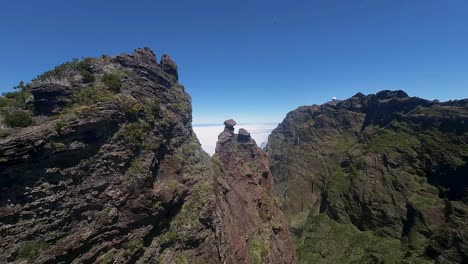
[160,54,178,81]
[0,49,295,263]
[267,91,468,263]
[237,128,251,141]
[214,121,296,264]
[30,84,74,116]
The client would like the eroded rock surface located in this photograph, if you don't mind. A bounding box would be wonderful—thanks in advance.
[0,49,295,263]
[215,122,296,264]
[268,91,468,263]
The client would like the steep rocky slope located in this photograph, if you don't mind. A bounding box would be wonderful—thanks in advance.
[0,48,295,263]
[215,120,296,264]
[267,91,468,263]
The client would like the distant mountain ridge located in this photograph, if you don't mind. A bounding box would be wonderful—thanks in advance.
[267,90,468,263]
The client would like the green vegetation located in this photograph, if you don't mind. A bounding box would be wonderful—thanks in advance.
[4,111,33,127]
[17,240,48,262]
[419,105,467,118]
[0,97,13,108]
[49,141,66,151]
[102,72,123,93]
[288,210,310,242]
[327,166,351,202]
[161,177,214,245]
[174,253,189,264]
[1,92,30,108]
[122,240,144,258]
[409,177,442,209]
[97,251,115,264]
[33,57,94,84]
[367,129,419,153]
[335,132,358,152]
[248,226,271,264]
[117,121,150,149]
[159,228,178,245]
[117,95,142,121]
[126,156,146,177]
[171,99,190,114]
[0,82,32,111]
[176,180,212,230]
[81,71,95,84]
[419,131,467,165]
[73,85,115,105]
[297,214,405,264]
[0,82,34,128]
[45,231,59,239]
[55,121,64,133]
[0,129,9,138]
[142,97,161,121]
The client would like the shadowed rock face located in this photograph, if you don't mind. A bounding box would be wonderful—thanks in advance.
[267,91,468,263]
[31,84,74,115]
[214,122,296,264]
[0,49,295,263]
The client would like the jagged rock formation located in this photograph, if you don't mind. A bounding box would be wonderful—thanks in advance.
[214,122,296,264]
[0,48,295,263]
[267,91,468,263]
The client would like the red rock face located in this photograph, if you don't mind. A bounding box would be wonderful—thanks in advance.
[214,123,296,264]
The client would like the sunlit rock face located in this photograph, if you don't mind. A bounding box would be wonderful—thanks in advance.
[0,49,295,264]
[214,120,296,264]
[268,90,468,263]
[194,123,277,155]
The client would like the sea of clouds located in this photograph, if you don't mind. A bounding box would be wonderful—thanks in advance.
[193,123,278,155]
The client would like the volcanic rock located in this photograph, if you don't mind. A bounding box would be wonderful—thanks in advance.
[31,83,73,115]
[237,128,251,141]
[160,54,178,80]
[214,124,296,264]
[223,119,236,132]
[216,119,238,153]
[224,119,236,127]
[267,90,468,263]
[238,128,250,136]
[0,48,296,264]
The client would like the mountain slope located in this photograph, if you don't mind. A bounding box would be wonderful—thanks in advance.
[267,91,468,263]
[0,48,295,263]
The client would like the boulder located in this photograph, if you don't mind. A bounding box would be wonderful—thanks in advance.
[160,54,178,80]
[238,128,250,137]
[224,119,236,127]
[238,128,251,141]
[223,119,236,132]
[31,83,73,116]
[216,119,237,151]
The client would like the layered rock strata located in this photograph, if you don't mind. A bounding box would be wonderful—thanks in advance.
[268,91,468,263]
[0,49,295,264]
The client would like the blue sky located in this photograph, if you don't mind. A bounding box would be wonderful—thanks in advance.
[1,0,468,124]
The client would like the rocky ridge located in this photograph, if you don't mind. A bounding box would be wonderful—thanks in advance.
[214,121,296,264]
[0,48,295,263]
[267,90,468,263]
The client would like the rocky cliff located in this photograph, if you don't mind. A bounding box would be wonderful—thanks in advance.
[215,120,296,264]
[0,48,295,263]
[267,91,468,263]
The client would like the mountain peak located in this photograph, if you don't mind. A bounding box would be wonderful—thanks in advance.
[375,89,409,100]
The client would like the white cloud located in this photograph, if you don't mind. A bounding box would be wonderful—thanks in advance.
[193,123,278,155]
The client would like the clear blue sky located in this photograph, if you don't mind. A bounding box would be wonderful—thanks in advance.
[1,0,467,124]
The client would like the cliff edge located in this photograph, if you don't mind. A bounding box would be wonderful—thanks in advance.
[0,48,295,263]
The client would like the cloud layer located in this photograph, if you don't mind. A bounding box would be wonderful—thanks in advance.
[193,123,278,155]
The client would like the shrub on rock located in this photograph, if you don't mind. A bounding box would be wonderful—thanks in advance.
[4,111,33,127]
